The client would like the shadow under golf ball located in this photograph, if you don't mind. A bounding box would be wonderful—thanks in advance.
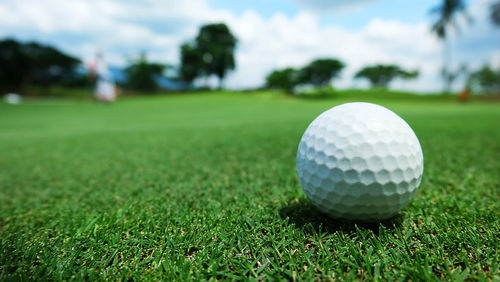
[279,198,405,235]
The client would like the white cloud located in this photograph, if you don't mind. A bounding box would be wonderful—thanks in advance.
[0,0,498,93]
[291,0,382,14]
[210,10,443,91]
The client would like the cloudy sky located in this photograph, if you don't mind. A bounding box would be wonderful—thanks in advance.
[1,0,499,92]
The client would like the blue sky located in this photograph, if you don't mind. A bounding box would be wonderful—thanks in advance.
[209,0,298,19]
[0,0,498,92]
[209,0,438,28]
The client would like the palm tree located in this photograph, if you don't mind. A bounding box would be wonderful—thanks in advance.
[430,0,468,93]
[491,0,500,26]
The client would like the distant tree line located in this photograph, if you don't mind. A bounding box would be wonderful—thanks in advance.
[2,0,500,97]
[108,23,237,93]
[0,39,83,92]
[355,65,418,88]
[123,53,169,92]
[0,23,237,94]
[266,61,419,93]
[467,65,500,94]
[266,59,345,93]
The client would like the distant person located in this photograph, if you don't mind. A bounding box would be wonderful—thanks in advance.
[88,53,116,103]
[458,88,470,103]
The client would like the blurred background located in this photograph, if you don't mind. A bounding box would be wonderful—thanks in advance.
[1,0,499,98]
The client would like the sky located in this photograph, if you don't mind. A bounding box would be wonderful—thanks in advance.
[0,0,499,92]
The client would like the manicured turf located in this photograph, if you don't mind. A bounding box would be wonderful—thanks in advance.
[0,91,499,280]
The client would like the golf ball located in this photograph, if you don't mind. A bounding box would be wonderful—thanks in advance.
[296,102,423,221]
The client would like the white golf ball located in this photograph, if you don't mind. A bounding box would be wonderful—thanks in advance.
[296,102,424,221]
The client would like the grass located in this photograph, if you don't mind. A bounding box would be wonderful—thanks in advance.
[0,91,499,280]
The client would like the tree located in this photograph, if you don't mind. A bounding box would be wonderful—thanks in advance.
[195,23,237,88]
[467,65,500,94]
[265,68,299,93]
[26,42,82,87]
[441,64,468,92]
[0,39,80,92]
[298,58,344,87]
[354,64,418,88]
[124,54,167,92]
[430,0,469,93]
[491,1,500,26]
[0,39,28,91]
[179,42,202,87]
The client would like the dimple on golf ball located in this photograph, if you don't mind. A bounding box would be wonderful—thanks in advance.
[296,102,424,221]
